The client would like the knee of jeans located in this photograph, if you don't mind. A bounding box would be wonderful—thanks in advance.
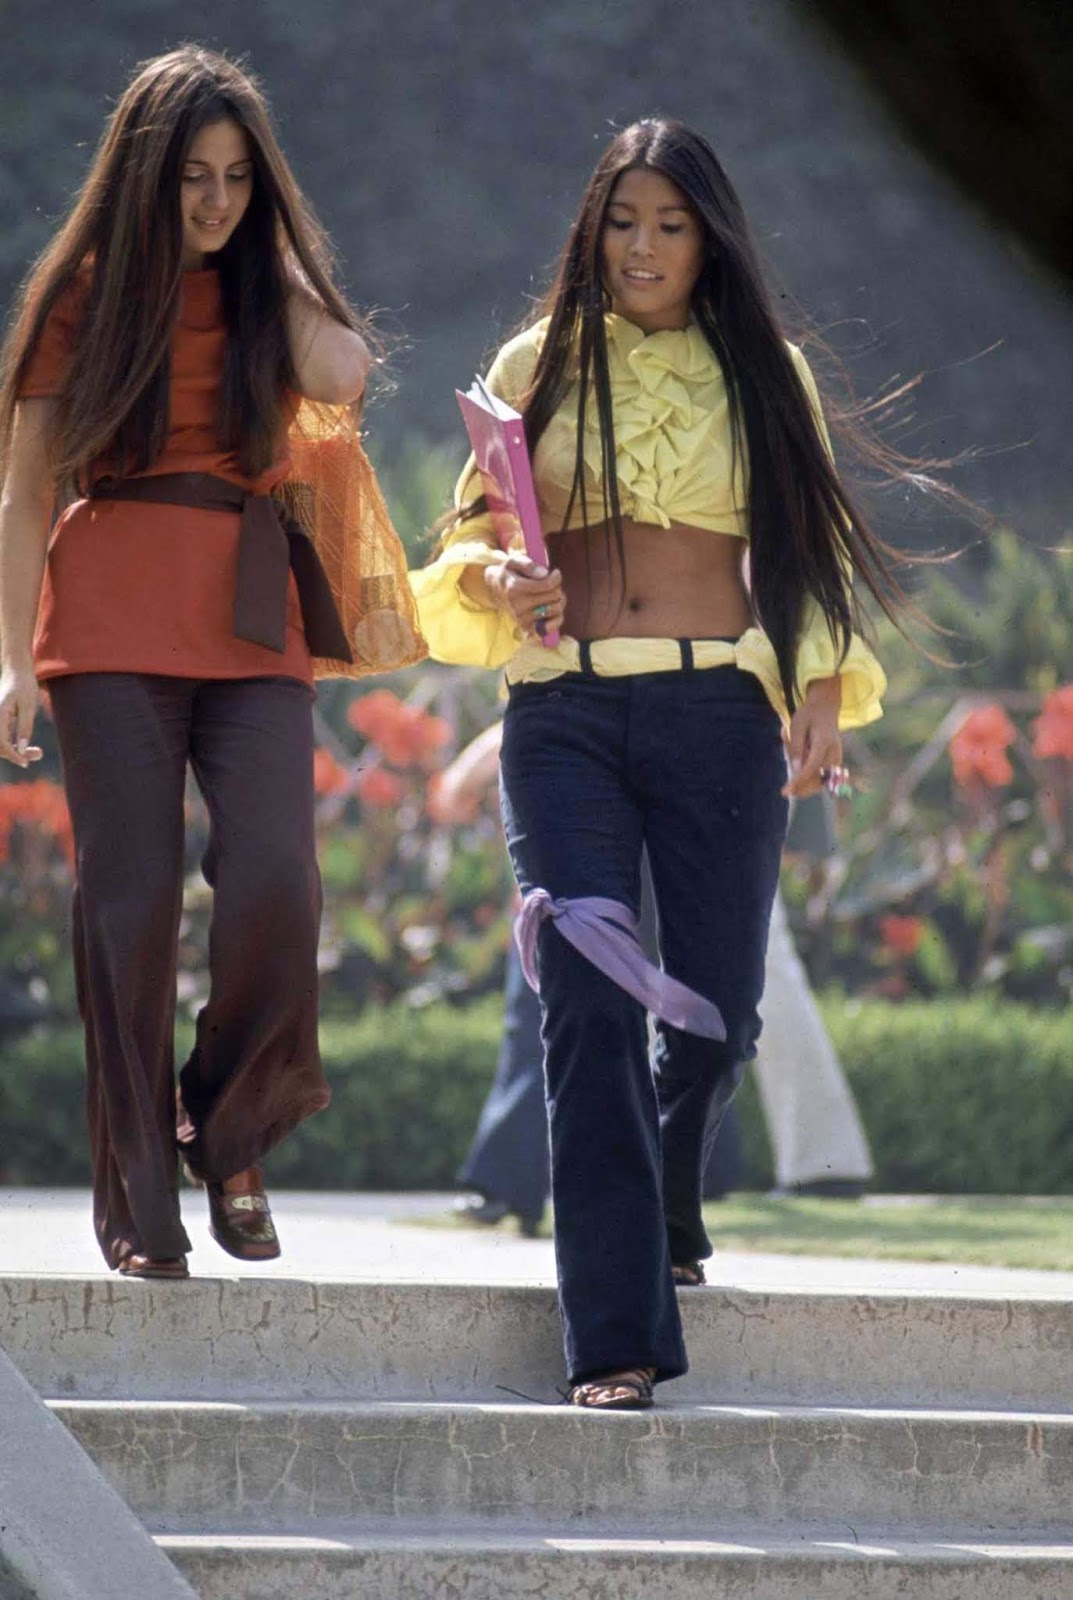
[654,1025,753,1087]
[537,923,639,1026]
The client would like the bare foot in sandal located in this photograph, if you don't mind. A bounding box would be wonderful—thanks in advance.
[568,1367,656,1410]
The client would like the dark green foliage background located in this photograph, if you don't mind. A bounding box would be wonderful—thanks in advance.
[4,996,1072,1195]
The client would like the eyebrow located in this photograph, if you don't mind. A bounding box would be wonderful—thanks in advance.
[183,157,253,169]
[607,199,691,213]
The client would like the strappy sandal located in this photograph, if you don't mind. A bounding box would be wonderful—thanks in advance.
[207,1167,281,1261]
[672,1261,706,1287]
[567,1367,656,1410]
[118,1254,189,1280]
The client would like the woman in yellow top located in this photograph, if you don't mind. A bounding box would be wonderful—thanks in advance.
[412,119,894,1409]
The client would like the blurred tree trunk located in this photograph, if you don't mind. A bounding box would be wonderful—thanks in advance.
[806,0,1073,294]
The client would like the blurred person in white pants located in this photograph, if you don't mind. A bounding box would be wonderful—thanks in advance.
[756,889,873,1195]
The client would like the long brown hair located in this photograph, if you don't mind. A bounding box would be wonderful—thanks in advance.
[0,45,369,486]
[484,118,957,712]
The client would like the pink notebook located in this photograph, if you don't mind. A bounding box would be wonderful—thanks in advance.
[455,376,559,648]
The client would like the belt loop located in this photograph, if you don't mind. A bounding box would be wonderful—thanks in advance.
[578,640,595,675]
[679,638,695,671]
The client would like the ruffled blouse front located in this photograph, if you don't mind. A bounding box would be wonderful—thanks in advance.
[535,314,748,534]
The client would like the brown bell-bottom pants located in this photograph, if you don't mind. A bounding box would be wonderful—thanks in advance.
[49,673,331,1269]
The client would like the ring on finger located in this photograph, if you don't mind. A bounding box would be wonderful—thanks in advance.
[533,603,550,621]
[819,763,855,799]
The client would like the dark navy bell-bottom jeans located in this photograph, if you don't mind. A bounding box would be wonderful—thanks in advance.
[499,663,788,1385]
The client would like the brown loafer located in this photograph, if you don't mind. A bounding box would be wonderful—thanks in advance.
[118,1254,189,1280]
[207,1167,281,1261]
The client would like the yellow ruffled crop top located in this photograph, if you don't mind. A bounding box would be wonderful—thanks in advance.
[409,314,886,728]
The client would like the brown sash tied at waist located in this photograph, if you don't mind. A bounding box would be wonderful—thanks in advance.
[89,471,353,662]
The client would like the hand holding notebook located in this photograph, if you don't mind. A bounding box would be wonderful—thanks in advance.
[455,377,560,648]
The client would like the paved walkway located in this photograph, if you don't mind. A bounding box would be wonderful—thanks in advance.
[3,1189,1073,1298]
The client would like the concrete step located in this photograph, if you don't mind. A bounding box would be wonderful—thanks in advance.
[157,1526,1073,1600]
[53,1397,1073,1536]
[7,1274,1073,1410]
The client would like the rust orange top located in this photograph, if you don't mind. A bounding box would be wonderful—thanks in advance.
[20,268,312,685]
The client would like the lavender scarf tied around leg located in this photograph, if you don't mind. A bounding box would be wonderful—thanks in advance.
[514,889,726,1041]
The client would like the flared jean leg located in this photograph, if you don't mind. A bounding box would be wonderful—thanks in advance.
[534,918,686,1383]
[179,677,329,1183]
[51,674,194,1268]
[500,679,686,1386]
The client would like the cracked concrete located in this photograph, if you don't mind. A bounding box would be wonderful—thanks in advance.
[6,1273,1073,1412]
[158,1532,1073,1600]
[50,1397,1073,1536]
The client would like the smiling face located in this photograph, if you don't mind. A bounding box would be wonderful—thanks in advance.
[179,117,255,269]
[601,166,705,333]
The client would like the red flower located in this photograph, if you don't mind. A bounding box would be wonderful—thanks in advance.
[347,690,450,768]
[879,913,926,958]
[1033,685,1073,762]
[949,705,1016,788]
[355,767,404,809]
[313,748,352,796]
[0,779,74,865]
[347,689,400,742]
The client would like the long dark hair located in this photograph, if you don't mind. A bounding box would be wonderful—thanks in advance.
[493,118,948,713]
[0,45,369,487]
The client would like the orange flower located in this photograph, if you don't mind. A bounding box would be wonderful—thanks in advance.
[1033,685,1073,762]
[949,705,1016,788]
[0,779,74,865]
[879,913,926,958]
[313,748,352,796]
[348,690,450,768]
[355,767,405,809]
[347,689,400,742]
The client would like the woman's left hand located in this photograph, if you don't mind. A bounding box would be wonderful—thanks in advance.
[782,676,842,799]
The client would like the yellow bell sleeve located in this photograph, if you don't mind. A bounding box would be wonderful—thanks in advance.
[409,327,545,668]
[787,342,887,729]
[794,604,887,729]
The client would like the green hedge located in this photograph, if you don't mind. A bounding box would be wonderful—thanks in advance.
[2,996,1073,1193]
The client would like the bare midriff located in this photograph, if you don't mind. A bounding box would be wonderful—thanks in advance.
[547,518,753,641]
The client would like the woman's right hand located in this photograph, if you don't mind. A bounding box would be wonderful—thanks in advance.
[0,663,43,767]
[483,555,566,641]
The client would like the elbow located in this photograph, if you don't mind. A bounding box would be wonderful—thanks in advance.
[310,331,373,406]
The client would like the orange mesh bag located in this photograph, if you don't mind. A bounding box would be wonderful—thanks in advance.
[280,399,427,680]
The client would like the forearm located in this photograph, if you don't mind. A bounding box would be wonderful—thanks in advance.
[446,720,504,792]
[804,673,841,715]
[0,502,50,666]
[0,403,56,668]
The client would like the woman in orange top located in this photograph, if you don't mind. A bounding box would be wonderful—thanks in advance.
[0,48,375,1277]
